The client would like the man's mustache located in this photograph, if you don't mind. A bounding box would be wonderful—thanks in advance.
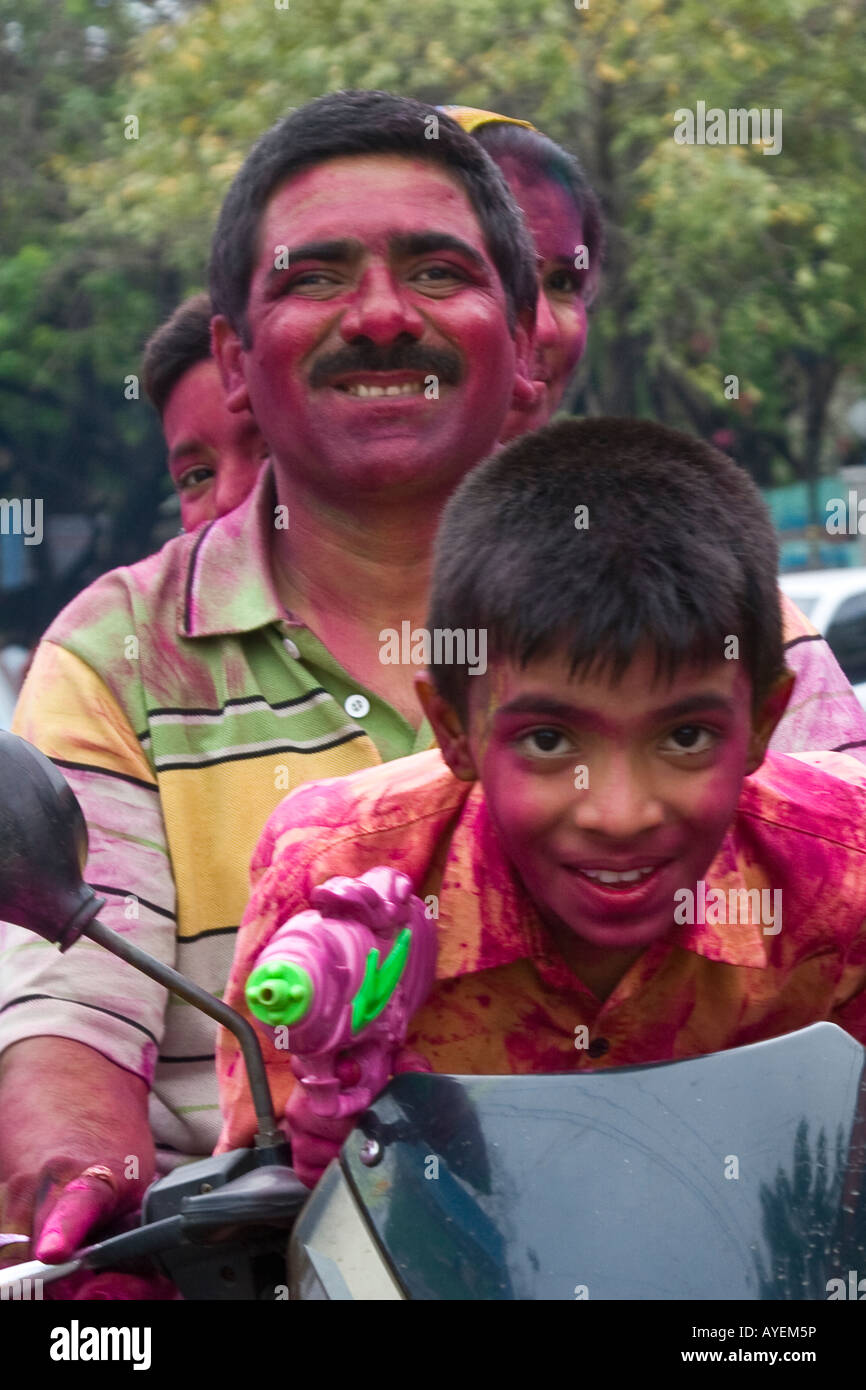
[309,340,462,389]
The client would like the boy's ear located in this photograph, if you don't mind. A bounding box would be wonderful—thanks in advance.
[509,309,542,412]
[414,671,477,782]
[210,315,253,414]
[745,668,796,774]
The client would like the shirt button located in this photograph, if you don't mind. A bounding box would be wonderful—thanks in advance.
[344,694,370,719]
[283,638,300,659]
[587,1037,610,1059]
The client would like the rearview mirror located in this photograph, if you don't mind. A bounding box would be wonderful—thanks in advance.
[0,731,104,949]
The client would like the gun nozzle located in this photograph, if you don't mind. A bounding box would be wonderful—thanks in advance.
[245,960,314,1026]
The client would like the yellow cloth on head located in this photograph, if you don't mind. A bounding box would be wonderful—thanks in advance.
[439,104,536,134]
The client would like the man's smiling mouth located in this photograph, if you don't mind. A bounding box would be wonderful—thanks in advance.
[336,380,426,398]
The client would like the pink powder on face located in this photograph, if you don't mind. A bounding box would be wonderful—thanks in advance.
[468,650,755,953]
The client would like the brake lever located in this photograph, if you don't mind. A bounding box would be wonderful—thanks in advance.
[0,1213,186,1291]
[0,1167,307,1291]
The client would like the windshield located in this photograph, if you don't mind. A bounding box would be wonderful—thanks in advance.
[344,1024,866,1300]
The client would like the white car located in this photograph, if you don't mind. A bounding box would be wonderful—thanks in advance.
[0,645,30,731]
[779,568,866,710]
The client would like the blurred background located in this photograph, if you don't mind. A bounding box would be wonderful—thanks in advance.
[0,0,864,717]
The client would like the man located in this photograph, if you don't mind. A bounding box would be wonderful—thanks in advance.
[0,90,537,1284]
[141,293,268,532]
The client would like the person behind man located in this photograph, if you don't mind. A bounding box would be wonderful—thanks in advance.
[449,103,866,765]
[217,417,866,1186]
[442,105,603,444]
[0,90,538,1288]
[142,292,269,533]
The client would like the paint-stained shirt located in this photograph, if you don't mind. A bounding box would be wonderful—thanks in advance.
[0,466,432,1167]
[216,746,866,1152]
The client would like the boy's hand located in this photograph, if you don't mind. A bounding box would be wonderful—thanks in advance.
[286,1048,433,1189]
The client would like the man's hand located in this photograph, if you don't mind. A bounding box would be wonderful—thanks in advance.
[0,1037,175,1298]
[285,1047,433,1189]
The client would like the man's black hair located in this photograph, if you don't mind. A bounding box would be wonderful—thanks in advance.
[471,121,605,303]
[141,292,212,417]
[209,90,538,346]
[428,417,785,719]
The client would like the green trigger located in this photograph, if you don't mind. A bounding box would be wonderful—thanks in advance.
[351,927,412,1032]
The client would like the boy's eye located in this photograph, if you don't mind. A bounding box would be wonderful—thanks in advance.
[517,727,573,757]
[177,465,215,492]
[661,725,717,755]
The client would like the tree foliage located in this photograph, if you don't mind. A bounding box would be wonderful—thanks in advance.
[2,0,864,637]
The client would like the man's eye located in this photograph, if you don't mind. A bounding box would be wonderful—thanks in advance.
[413,264,466,286]
[178,466,215,492]
[282,271,341,293]
[517,727,572,757]
[661,725,717,754]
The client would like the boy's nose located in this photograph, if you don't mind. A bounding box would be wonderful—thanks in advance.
[339,266,425,346]
[570,756,665,839]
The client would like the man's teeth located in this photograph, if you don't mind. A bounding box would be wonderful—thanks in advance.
[581,867,655,884]
[342,381,423,397]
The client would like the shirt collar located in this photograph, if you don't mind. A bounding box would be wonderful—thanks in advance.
[435,786,770,980]
[178,465,284,638]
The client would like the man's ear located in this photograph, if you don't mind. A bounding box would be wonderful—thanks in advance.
[211,315,253,414]
[509,308,542,411]
[414,671,477,782]
[745,668,795,774]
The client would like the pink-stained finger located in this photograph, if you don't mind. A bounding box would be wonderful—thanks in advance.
[34,1177,118,1263]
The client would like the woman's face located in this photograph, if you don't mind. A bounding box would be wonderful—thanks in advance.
[495,156,590,442]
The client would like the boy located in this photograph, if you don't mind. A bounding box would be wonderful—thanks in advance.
[217,418,866,1186]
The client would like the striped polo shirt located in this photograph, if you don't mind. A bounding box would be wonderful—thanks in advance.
[0,465,432,1168]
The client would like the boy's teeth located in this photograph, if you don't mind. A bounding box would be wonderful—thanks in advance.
[344,381,422,397]
[581,867,655,884]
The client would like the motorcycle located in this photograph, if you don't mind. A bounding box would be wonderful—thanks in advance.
[1,730,865,1301]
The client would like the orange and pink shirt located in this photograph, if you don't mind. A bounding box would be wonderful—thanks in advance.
[217,746,866,1152]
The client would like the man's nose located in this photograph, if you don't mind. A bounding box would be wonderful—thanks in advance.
[339,266,425,345]
[570,753,665,839]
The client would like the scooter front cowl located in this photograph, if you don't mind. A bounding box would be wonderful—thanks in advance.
[289,1023,866,1299]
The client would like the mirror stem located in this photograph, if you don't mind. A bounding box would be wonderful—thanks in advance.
[83,919,283,1154]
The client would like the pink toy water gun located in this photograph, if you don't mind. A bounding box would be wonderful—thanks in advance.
[244,867,437,1119]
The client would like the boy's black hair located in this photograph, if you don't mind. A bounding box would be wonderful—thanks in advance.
[428,417,785,719]
[472,121,604,303]
[209,90,538,347]
[141,292,212,417]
